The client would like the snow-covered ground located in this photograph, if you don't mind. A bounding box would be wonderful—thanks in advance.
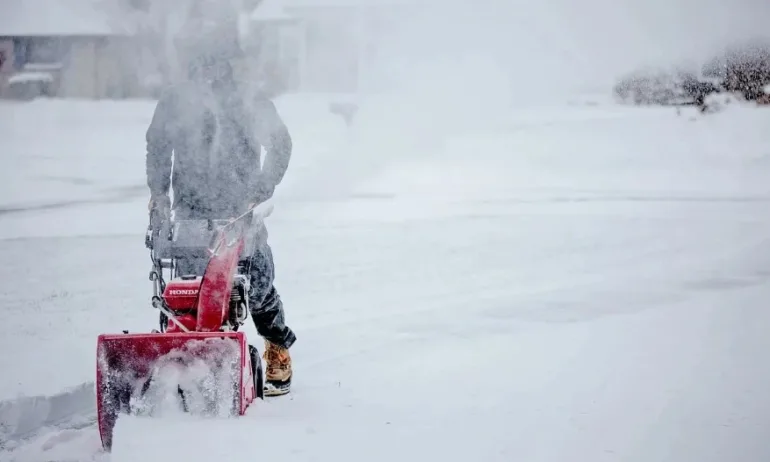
[2,94,770,461]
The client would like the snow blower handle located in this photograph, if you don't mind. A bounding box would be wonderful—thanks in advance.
[206,201,274,254]
[222,201,274,231]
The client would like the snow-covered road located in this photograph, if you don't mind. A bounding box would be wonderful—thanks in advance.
[2,96,770,461]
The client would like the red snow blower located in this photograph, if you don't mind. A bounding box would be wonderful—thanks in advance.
[96,203,272,451]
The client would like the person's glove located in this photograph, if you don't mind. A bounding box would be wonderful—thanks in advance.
[148,194,171,218]
[249,183,275,208]
[146,194,170,249]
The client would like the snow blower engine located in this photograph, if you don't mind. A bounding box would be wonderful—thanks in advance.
[95,203,272,452]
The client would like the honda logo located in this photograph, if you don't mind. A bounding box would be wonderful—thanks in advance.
[168,289,198,296]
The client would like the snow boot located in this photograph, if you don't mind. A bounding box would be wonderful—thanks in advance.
[263,340,292,396]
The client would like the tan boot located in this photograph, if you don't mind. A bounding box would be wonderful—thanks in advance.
[263,341,292,396]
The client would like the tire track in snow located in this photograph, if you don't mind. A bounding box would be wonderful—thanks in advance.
[0,185,146,216]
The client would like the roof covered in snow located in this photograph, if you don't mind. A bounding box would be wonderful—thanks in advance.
[0,0,131,37]
[281,0,410,7]
[250,0,296,22]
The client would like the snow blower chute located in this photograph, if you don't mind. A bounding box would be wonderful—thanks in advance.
[96,203,272,451]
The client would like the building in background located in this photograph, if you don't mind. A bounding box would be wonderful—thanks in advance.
[0,0,412,99]
[244,0,410,95]
[240,0,301,96]
[0,0,139,99]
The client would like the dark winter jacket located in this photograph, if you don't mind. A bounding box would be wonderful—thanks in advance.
[145,78,291,218]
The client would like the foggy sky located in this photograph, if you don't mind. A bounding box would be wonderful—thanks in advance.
[360,0,770,102]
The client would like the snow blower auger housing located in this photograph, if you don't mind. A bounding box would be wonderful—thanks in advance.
[96,203,273,452]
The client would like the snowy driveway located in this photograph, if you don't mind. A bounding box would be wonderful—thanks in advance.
[2,97,770,461]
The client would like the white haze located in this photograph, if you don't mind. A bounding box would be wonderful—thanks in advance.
[85,0,770,187]
[134,0,770,99]
[357,0,770,104]
[290,0,770,158]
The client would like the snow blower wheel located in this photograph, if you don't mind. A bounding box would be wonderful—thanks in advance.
[251,344,265,400]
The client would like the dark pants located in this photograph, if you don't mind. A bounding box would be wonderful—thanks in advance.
[246,242,296,349]
[173,202,296,349]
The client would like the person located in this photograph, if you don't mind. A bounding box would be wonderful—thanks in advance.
[145,50,295,396]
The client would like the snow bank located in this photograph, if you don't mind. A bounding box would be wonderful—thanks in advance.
[0,383,95,450]
[7,73,54,85]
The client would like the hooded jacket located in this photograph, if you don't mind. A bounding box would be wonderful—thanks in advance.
[145,62,291,217]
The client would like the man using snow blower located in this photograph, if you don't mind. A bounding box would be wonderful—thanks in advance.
[144,48,295,397]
